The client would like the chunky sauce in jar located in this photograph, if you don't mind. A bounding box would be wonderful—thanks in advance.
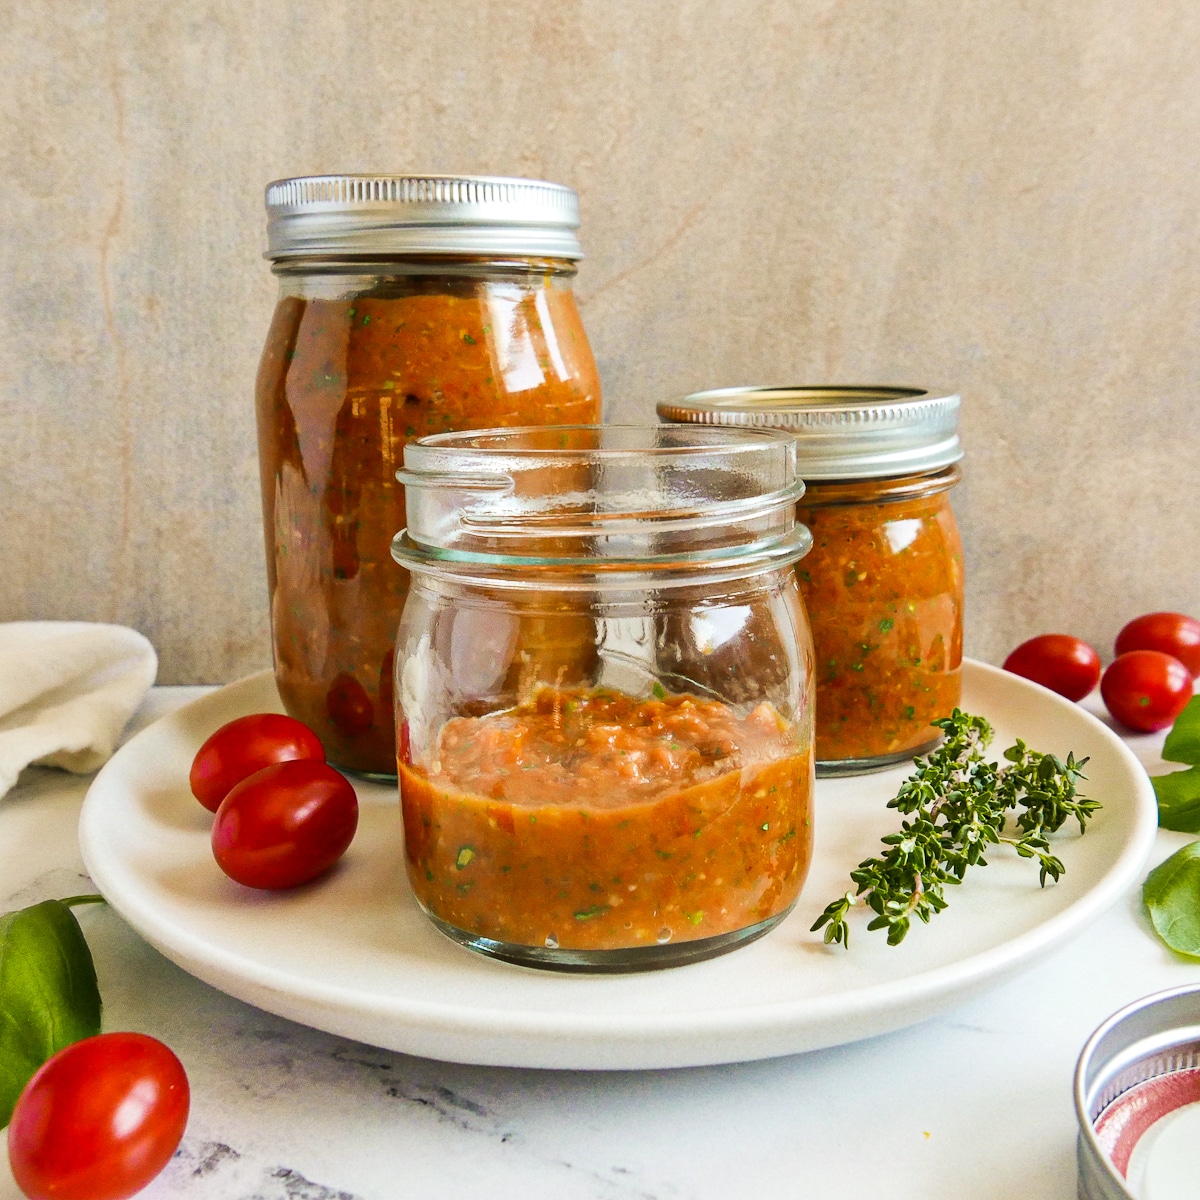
[796,473,963,764]
[256,275,601,774]
[399,688,813,950]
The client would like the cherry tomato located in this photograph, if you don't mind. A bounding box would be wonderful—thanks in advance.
[212,759,358,889]
[1115,612,1200,678]
[1002,634,1102,701]
[8,1032,189,1200]
[190,712,324,813]
[326,672,374,737]
[1100,650,1194,732]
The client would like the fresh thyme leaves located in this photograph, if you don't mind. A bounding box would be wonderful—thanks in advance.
[811,709,1097,948]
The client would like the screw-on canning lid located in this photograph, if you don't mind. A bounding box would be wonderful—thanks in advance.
[1075,983,1200,1200]
[657,386,962,480]
[264,174,584,262]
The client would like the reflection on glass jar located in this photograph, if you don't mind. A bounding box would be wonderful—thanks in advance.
[392,426,816,971]
[255,175,602,777]
[658,386,964,775]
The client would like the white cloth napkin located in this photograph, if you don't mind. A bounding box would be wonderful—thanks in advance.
[0,622,157,799]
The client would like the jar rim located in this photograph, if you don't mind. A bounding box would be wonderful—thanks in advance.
[407,423,802,458]
[393,424,812,587]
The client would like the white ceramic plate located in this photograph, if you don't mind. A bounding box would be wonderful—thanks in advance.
[79,660,1156,1071]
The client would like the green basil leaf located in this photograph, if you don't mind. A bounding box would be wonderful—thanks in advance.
[0,900,102,1127]
[1144,840,1200,957]
[1153,766,1200,832]
[1163,697,1200,765]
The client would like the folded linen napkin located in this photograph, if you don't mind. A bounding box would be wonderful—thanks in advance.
[0,622,157,799]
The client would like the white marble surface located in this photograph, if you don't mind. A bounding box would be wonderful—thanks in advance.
[2,687,1198,1200]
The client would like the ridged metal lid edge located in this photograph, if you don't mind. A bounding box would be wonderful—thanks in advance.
[265,173,584,261]
[1074,983,1200,1200]
[658,386,962,480]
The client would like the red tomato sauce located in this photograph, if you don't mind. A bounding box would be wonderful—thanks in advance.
[796,475,963,763]
[256,277,601,775]
[399,688,813,951]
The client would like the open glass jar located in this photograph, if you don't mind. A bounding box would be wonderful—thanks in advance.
[256,175,601,778]
[659,387,964,775]
[391,426,816,971]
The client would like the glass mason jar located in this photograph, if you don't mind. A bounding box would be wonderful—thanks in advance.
[255,175,602,777]
[391,426,816,971]
[659,387,964,775]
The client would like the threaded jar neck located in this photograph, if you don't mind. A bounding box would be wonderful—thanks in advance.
[392,425,812,589]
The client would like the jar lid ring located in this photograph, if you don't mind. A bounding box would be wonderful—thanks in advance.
[264,173,585,261]
[658,385,962,480]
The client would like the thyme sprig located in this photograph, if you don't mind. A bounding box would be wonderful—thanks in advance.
[811,709,1098,948]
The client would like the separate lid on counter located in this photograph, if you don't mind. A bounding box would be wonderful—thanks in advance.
[265,174,583,262]
[1076,983,1200,1200]
[657,385,962,480]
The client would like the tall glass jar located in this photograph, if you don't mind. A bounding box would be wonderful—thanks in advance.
[391,426,816,971]
[659,387,964,775]
[256,175,602,777]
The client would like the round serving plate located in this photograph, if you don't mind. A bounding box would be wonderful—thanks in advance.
[79,659,1156,1071]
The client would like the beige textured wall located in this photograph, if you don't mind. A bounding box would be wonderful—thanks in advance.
[3,0,1198,683]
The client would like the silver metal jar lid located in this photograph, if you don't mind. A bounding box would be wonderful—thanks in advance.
[264,174,584,262]
[657,386,962,480]
[1076,983,1200,1200]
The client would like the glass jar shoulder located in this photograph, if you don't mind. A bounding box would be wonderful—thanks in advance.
[397,570,814,731]
[797,487,962,603]
[258,266,600,429]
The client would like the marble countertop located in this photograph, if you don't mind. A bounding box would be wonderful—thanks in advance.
[2,687,1197,1200]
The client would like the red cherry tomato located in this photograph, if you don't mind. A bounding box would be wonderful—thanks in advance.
[326,672,375,737]
[1115,612,1200,678]
[212,759,358,889]
[1100,650,1194,732]
[8,1032,189,1200]
[190,712,324,813]
[1002,634,1102,701]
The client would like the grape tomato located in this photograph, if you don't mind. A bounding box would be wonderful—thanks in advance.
[7,1032,189,1200]
[212,759,358,889]
[1115,612,1200,678]
[1002,634,1102,702]
[190,712,324,813]
[1101,650,1193,733]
